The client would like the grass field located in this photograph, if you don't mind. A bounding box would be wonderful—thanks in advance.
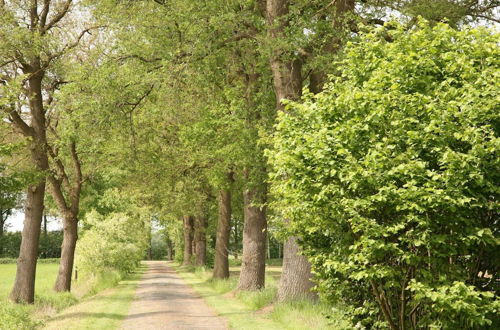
[172,262,353,330]
[0,262,77,330]
[0,263,60,300]
[0,262,143,330]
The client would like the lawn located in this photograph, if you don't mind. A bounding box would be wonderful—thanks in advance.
[0,262,77,330]
[0,263,60,300]
[172,261,353,330]
[0,262,143,330]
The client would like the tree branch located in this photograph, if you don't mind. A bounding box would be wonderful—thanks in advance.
[30,0,39,31]
[6,108,35,137]
[42,26,104,67]
[69,141,82,213]
[39,0,51,30]
[41,0,73,34]
[47,141,71,192]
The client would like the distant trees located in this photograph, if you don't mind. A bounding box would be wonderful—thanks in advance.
[269,22,499,329]
[1,231,63,259]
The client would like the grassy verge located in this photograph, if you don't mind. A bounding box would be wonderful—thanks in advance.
[171,262,352,330]
[43,267,144,330]
[0,262,143,330]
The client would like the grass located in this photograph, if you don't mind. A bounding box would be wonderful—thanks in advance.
[0,262,144,330]
[171,262,352,330]
[0,263,75,330]
[43,267,144,330]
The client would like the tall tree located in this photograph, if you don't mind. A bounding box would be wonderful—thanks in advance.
[0,0,95,301]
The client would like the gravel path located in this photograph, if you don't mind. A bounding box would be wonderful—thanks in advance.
[120,261,228,330]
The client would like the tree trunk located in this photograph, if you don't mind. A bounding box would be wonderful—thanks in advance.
[194,216,207,266]
[213,188,232,279]
[182,215,194,266]
[277,236,316,301]
[54,214,78,292]
[0,211,5,256]
[166,238,173,260]
[264,0,319,301]
[10,181,46,303]
[237,189,267,291]
[10,72,49,304]
[43,215,48,236]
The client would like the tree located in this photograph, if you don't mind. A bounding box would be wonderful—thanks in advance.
[182,215,194,266]
[269,21,499,329]
[213,173,233,279]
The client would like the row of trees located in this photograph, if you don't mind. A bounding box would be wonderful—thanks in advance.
[1,0,497,328]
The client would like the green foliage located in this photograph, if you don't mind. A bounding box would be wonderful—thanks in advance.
[76,210,149,275]
[0,303,40,330]
[0,231,63,258]
[0,258,60,264]
[0,142,25,212]
[269,21,499,329]
[150,230,168,260]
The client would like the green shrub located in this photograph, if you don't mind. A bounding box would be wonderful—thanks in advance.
[0,257,17,264]
[0,304,40,330]
[269,21,499,329]
[76,210,149,276]
[229,258,242,267]
[37,258,60,264]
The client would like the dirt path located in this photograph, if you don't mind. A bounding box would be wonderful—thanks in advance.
[120,261,228,330]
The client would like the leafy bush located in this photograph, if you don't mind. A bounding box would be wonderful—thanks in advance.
[76,210,149,275]
[0,303,40,330]
[0,257,17,264]
[269,21,499,329]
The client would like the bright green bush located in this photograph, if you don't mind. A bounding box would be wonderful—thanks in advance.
[0,304,40,330]
[269,21,499,329]
[76,210,149,275]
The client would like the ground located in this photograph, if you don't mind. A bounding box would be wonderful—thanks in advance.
[120,261,227,329]
[1,260,350,329]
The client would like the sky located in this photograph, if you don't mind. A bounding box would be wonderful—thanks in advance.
[6,210,62,232]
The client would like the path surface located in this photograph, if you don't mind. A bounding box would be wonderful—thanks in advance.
[120,261,228,330]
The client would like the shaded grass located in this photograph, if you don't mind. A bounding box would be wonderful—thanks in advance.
[172,262,352,330]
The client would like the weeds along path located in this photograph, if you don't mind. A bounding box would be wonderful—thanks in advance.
[120,261,228,330]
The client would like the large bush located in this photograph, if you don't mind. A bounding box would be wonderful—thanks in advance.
[76,211,149,275]
[269,22,499,329]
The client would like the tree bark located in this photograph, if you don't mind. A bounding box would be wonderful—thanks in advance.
[10,182,46,303]
[309,0,355,93]
[194,215,207,266]
[10,71,49,304]
[54,213,78,292]
[277,236,316,301]
[43,215,48,236]
[237,189,267,291]
[213,188,232,279]
[182,215,194,266]
[264,0,319,301]
[166,238,173,260]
